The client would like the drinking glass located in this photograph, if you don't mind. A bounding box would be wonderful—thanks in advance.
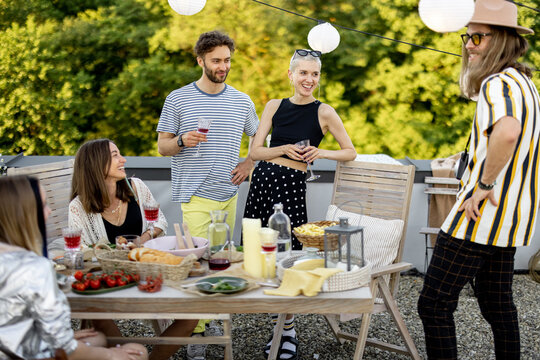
[195,117,212,157]
[260,228,278,282]
[143,201,159,239]
[62,227,82,251]
[295,139,320,181]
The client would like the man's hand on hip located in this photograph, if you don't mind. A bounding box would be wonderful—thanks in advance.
[458,188,498,222]
[231,158,254,185]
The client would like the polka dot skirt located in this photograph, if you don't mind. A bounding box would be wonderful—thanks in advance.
[243,161,307,250]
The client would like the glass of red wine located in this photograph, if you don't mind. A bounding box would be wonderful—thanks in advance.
[143,201,159,239]
[260,228,278,282]
[62,227,82,251]
[194,117,212,157]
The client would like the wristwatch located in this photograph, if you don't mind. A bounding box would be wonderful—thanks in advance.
[478,180,495,191]
[177,134,184,148]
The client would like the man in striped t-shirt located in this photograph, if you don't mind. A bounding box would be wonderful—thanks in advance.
[157,30,258,235]
[156,31,258,360]
[418,1,539,359]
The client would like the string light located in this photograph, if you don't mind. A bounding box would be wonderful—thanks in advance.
[308,23,340,54]
[419,0,474,33]
[168,0,206,16]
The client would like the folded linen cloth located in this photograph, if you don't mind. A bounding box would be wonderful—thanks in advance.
[264,264,342,297]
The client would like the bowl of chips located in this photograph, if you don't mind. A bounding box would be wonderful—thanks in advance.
[293,221,339,250]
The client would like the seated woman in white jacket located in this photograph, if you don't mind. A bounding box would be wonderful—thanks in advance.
[0,175,147,360]
[69,138,167,247]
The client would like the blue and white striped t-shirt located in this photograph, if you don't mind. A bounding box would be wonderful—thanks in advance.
[157,82,259,203]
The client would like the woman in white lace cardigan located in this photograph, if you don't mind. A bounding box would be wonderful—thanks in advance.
[67,140,196,357]
[69,139,167,248]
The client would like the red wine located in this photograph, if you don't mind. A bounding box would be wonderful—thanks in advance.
[262,244,277,252]
[144,207,159,221]
[64,235,81,249]
[209,258,230,270]
[198,128,209,134]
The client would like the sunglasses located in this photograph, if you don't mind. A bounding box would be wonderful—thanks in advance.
[460,33,492,46]
[295,49,322,57]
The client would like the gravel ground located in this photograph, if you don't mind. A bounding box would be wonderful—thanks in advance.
[104,274,540,359]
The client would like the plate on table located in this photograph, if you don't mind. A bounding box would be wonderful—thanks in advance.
[196,276,248,294]
[71,282,136,295]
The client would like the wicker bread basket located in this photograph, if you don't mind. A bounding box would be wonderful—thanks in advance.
[95,246,197,282]
[292,221,340,251]
[277,251,370,292]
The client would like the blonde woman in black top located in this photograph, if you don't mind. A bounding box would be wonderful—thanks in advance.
[243,49,356,360]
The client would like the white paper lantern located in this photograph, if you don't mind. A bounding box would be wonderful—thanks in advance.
[307,22,341,54]
[168,0,206,16]
[419,0,474,33]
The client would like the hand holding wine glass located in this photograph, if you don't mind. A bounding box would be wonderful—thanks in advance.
[194,117,212,157]
[143,201,159,239]
[295,139,320,182]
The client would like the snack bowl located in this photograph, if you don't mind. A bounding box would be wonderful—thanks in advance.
[144,236,208,259]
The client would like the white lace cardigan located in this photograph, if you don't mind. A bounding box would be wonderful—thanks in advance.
[68,177,168,247]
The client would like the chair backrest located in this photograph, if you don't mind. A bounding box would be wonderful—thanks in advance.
[331,160,415,293]
[8,159,74,241]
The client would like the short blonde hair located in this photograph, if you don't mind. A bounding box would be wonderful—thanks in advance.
[289,49,322,72]
[0,176,43,255]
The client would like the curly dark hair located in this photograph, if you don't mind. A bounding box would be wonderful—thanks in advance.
[194,30,235,58]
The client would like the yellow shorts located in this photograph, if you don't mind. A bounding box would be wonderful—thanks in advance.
[181,195,237,333]
[181,195,238,238]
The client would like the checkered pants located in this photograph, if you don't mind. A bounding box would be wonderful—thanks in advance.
[418,231,519,360]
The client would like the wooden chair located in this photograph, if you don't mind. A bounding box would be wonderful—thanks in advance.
[419,176,459,271]
[8,159,74,242]
[322,160,419,359]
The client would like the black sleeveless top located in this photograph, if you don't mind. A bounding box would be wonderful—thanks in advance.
[269,98,324,160]
[103,196,143,242]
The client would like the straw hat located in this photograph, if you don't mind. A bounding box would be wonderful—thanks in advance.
[469,0,534,35]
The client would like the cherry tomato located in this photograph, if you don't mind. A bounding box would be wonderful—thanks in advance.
[90,279,101,289]
[85,273,94,280]
[83,279,90,288]
[105,276,117,288]
[72,281,87,291]
[117,277,127,287]
[73,271,84,281]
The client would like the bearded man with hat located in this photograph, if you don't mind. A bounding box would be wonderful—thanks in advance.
[418,0,539,359]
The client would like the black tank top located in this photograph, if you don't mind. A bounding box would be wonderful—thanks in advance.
[103,196,143,242]
[269,98,324,159]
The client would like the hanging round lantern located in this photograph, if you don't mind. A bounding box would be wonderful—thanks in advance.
[307,22,341,54]
[418,0,474,33]
[168,0,206,16]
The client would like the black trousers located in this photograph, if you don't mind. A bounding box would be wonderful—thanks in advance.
[418,231,519,360]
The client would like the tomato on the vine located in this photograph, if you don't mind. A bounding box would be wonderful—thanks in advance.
[73,271,84,281]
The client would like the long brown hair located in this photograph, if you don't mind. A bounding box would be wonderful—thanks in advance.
[0,176,43,255]
[71,139,132,213]
[460,25,532,98]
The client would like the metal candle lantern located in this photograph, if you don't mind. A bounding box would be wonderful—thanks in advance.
[323,217,364,271]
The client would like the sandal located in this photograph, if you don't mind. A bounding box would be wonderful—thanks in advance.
[278,335,298,360]
[263,335,298,360]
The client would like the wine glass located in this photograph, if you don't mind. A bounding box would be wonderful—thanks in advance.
[260,228,278,282]
[295,139,320,182]
[194,117,212,157]
[143,201,159,239]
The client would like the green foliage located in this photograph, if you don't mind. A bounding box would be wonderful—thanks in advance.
[0,0,538,159]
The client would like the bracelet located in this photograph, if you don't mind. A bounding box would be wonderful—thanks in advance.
[478,180,495,190]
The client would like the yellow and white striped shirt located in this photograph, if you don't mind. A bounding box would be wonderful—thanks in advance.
[442,67,540,247]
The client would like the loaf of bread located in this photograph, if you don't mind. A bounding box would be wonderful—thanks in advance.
[128,247,183,265]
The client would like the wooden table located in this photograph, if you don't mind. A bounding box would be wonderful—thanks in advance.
[67,284,373,359]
